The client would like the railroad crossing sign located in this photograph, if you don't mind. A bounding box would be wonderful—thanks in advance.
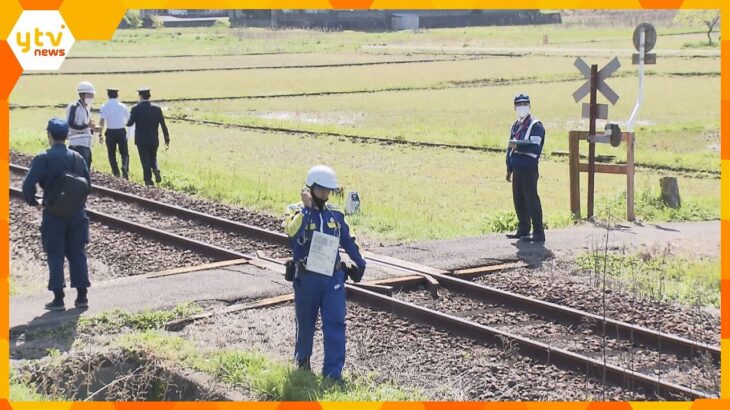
[571,55,622,219]
[572,56,621,105]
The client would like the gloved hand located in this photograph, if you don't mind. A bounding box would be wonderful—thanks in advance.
[341,262,364,283]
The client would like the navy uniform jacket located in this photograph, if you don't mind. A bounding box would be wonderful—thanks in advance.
[506,115,546,172]
[283,202,366,275]
[126,101,169,146]
[22,144,91,207]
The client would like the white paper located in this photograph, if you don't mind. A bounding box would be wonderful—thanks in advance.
[306,231,339,276]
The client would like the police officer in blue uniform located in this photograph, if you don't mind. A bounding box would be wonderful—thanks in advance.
[22,118,91,311]
[282,165,366,381]
[126,87,169,186]
[506,93,546,243]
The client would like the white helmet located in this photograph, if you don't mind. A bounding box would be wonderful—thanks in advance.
[306,165,339,190]
[77,81,96,94]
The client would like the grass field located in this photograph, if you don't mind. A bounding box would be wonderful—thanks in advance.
[170,74,719,172]
[10,108,719,242]
[9,23,720,242]
[65,25,717,57]
[48,53,456,74]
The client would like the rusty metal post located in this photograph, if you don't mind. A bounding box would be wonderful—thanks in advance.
[587,64,598,218]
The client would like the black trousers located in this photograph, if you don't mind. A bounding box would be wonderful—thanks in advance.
[105,129,129,176]
[512,167,544,236]
[137,144,159,185]
[69,145,92,170]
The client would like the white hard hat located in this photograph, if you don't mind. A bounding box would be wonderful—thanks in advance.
[77,81,96,94]
[306,165,339,190]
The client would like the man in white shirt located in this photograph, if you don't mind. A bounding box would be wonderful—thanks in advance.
[66,81,99,169]
[98,88,131,179]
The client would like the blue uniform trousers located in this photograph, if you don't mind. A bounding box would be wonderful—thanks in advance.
[40,209,90,291]
[293,269,347,379]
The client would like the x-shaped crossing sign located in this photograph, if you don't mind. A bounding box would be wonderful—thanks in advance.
[572,56,621,105]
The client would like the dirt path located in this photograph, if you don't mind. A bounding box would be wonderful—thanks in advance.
[375,221,720,270]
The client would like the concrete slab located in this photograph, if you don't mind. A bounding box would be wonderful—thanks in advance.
[10,255,415,334]
[10,263,289,333]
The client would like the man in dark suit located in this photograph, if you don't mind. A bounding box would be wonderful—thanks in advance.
[126,87,170,186]
[22,118,91,311]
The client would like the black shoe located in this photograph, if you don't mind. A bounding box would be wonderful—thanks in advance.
[153,170,162,183]
[122,171,129,180]
[75,288,88,309]
[524,234,546,243]
[506,231,530,239]
[44,290,65,311]
[144,180,154,187]
[297,358,311,371]
[44,300,65,311]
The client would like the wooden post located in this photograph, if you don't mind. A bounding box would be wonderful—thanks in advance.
[626,133,636,221]
[660,176,681,209]
[569,131,581,218]
[587,64,598,218]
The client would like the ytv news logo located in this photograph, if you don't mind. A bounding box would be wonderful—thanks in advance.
[9,11,75,71]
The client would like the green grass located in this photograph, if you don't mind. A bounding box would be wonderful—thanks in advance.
[12,52,718,106]
[171,73,719,173]
[8,23,720,243]
[595,184,718,224]
[10,109,720,242]
[40,305,418,401]
[9,369,62,401]
[66,25,715,58]
[77,302,203,334]
[208,350,419,401]
[118,330,421,401]
[10,57,592,105]
[53,52,449,73]
[576,251,720,308]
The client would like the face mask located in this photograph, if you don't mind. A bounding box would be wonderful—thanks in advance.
[516,106,530,119]
[312,191,328,209]
[84,98,94,106]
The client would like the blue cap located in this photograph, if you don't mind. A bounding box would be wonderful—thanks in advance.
[46,118,69,138]
[514,93,530,105]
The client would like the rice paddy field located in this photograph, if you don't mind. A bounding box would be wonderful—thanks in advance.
[9,22,720,242]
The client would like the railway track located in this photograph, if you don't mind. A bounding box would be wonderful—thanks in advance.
[9,164,719,399]
[10,164,289,259]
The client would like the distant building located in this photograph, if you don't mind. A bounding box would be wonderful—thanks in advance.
[229,10,561,30]
[125,9,228,28]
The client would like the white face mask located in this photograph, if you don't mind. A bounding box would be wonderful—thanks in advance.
[516,105,530,119]
[84,98,94,106]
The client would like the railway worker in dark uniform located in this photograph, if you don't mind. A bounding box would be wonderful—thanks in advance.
[505,93,546,243]
[66,81,99,168]
[126,87,170,186]
[98,88,131,179]
[282,165,367,381]
[22,118,91,311]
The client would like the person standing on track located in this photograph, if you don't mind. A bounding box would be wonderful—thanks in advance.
[98,88,131,179]
[282,165,367,382]
[66,81,99,168]
[505,93,546,243]
[22,118,91,311]
[126,87,169,186]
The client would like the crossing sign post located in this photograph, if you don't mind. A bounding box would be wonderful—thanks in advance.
[572,56,621,219]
